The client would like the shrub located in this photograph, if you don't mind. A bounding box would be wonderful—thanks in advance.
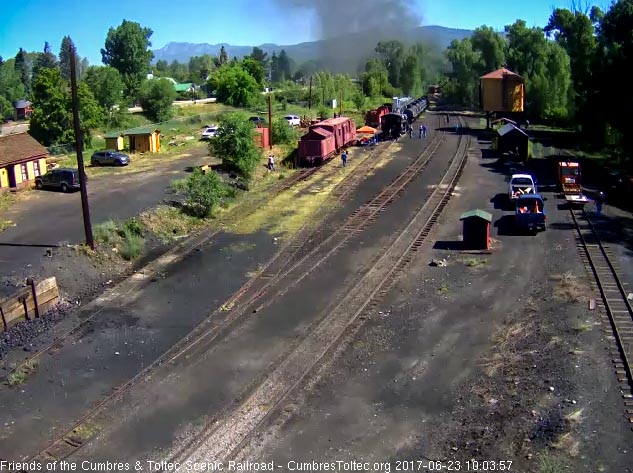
[210,113,261,181]
[94,220,118,244]
[172,169,235,218]
[272,117,298,145]
[119,230,144,260]
[138,78,176,122]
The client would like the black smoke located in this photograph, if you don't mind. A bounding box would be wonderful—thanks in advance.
[273,0,424,72]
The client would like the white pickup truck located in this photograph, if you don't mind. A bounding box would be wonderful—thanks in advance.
[509,174,537,201]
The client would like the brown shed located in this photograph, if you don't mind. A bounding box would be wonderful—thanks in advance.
[104,132,125,151]
[480,68,525,113]
[460,209,493,250]
[124,127,161,153]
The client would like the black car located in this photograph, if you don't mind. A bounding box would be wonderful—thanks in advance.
[248,116,266,126]
[35,168,84,192]
[91,150,130,166]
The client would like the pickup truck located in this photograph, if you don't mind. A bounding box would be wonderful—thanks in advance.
[509,174,537,201]
[515,194,546,232]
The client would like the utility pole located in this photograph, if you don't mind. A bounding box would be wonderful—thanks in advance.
[69,44,94,250]
[268,94,273,150]
[339,90,343,116]
[308,76,312,110]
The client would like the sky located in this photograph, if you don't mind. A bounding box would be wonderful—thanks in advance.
[0,0,609,65]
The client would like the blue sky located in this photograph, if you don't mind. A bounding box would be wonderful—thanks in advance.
[0,0,608,65]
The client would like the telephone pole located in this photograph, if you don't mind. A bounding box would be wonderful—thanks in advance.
[308,76,312,110]
[268,94,273,150]
[69,44,94,250]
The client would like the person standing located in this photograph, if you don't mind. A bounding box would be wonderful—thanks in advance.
[341,150,348,167]
[419,124,424,139]
[408,127,413,138]
[422,124,427,138]
[595,191,605,216]
[267,154,275,172]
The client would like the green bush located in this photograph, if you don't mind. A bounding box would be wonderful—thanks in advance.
[272,117,298,145]
[139,78,177,122]
[172,169,235,218]
[94,220,118,244]
[210,113,262,181]
[93,218,145,260]
[119,230,144,260]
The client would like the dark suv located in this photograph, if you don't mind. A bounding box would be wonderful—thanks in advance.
[35,168,84,192]
[91,150,130,166]
[248,116,266,126]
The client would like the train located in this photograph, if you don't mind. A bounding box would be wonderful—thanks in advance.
[297,116,357,166]
[378,96,429,139]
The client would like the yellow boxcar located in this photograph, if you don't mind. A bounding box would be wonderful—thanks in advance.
[480,68,525,113]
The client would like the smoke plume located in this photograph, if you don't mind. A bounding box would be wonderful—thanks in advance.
[274,0,423,72]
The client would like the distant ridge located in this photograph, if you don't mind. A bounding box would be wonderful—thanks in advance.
[152,25,472,72]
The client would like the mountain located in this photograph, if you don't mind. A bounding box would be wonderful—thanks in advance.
[152,25,472,71]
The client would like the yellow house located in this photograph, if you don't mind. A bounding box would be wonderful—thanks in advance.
[0,133,49,191]
[480,67,525,113]
[124,127,161,153]
[104,132,125,151]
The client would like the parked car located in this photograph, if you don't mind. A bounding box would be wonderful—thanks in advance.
[248,116,266,126]
[91,150,130,166]
[284,115,300,127]
[509,173,537,201]
[35,168,84,193]
[201,125,219,140]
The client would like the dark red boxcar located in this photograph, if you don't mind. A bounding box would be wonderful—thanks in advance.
[319,117,356,150]
[298,127,336,165]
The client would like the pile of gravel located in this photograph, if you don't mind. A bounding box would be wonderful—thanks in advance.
[0,302,73,359]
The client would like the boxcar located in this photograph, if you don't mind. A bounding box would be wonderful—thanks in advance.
[318,117,357,150]
[298,127,336,165]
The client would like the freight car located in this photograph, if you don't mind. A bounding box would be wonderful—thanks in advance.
[365,105,391,128]
[298,116,357,166]
[381,113,407,139]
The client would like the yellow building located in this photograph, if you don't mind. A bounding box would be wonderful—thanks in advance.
[480,68,525,113]
[0,133,49,191]
[104,132,125,151]
[124,127,161,153]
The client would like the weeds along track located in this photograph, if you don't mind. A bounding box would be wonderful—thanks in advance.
[571,208,633,424]
[168,116,470,465]
[25,122,437,464]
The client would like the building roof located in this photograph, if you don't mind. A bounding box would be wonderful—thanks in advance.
[104,131,124,139]
[123,127,160,136]
[498,123,528,138]
[174,83,195,92]
[0,132,48,167]
[460,209,493,222]
[14,100,32,109]
[481,67,523,80]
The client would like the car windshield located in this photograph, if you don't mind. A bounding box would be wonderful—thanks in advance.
[512,178,533,186]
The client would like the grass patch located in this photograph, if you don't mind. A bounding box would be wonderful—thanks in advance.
[437,283,450,295]
[7,368,26,386]
[550,271,585,302]
[465,257,487,268]
[94,218,145,261]
[538,455,567,473]
[140,205,205,243]
[0,192,17,233]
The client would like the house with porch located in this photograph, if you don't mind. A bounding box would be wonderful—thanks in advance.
[0,133,48,191]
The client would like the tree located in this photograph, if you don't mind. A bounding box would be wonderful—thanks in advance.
[400,53,422,96]
[138,78,176,122]
[277,50,291,82]
[249,47,269,70]
[217,46,228,66]
[0,59,26,118]
[68,83,105,148]
[14,48,30,95]
[360,59,389,97]
[272,117,298,145]
[34,41,58,78]
[83,66,124,110]
[29,68,69,146]
[101,20,154,99]
[0,56,3,67]
[154,60,169,76]
[375,40,406,88]
[505,20,548,78]
[444,38,482,107]
[169,60,188,82]
[270,52,280,82]
[471,26,506,74]
[188,54,215,84]
[241,57,265,87]
[210,113,261,181]
[208,64,260,107]
[59,36,74,81]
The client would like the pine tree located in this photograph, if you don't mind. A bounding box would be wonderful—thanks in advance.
[59,36,75,81]
[14,48,30,95]
[218,46,228,65]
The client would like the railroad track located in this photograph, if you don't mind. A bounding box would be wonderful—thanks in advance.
[24,120,441,464]
[168,116,470,465]
[571,208,633,421]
